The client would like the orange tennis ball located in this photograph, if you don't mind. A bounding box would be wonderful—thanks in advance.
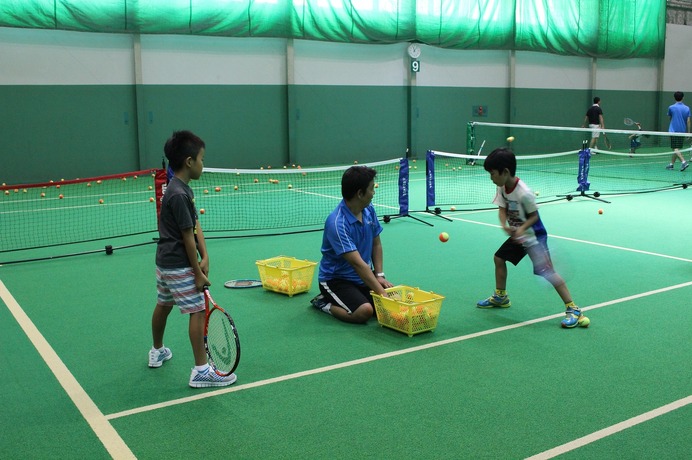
[99,199,104,204]
[215,187,221,192]
[58,194,64,199]
[200,208,205,214]
[439,232,449,242]
[598,209,603,215]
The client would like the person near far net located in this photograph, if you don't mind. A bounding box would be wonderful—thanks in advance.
[148,130,237,388]
[628,122,643,157]
[582,96,605,151]
[665,91,691,171]
[311,166,394,324]
[476,148,590,329]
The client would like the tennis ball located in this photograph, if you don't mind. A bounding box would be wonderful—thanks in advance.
[56,184,60,189]
[507,136,515,142]
[450,206,456,211]
[288,184,292,189]
[579,316,591,327]
[99,199,104,204]
[149,197,154,202]
[598,209,603,214]
[40,192,45,198]
[200,208,205,214]
[234,185,238,190]
[439,232,449,243]
[58,194,64,199]
[203,189,208,194]
[215,187,221,192]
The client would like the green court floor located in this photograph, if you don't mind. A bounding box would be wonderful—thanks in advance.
[1,179,691,459]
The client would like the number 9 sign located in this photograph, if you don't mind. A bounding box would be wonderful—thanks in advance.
[411,59,420,73]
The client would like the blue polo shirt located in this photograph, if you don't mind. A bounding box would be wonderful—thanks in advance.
[318,200,383,285]
[668,101,691,133]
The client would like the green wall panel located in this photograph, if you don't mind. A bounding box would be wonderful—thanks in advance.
[139,85,288,170]
[0,83,666,186]
[290,85,408,166]
[1,85,138,184]
[414,87,509,157]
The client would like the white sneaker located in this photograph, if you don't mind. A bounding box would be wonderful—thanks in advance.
[148,347,172,368]
[189,367,238,388]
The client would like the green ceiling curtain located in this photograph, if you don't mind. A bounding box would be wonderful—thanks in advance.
[0,0,666,58]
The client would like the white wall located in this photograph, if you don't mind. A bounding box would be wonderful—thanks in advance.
[1,24,689,91]
[662,24,692,93]
[0,27,133,85]
[140,35,287,85]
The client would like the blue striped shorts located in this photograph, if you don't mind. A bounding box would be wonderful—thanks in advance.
[156,266,205,314]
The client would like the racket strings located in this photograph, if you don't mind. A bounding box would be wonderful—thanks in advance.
[207,309,238,373]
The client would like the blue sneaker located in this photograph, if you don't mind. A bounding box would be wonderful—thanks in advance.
[682,161,689,172]
[476,294,511,309]
[148,347,172,368]
[189,367,238,388]
[310,294,332,315]
[561,307,590,328]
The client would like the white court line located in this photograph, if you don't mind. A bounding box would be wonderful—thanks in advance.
[526,395,692,459]
[0,280,135,460]
[450,215,692,263]
[106,280,692,421]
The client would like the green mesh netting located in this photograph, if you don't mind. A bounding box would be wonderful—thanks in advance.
[0,0,666,58]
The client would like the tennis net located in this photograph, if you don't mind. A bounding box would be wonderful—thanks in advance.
[0,170,160,256]
[424,122,692,211]
[195,158,406,233]
[0,159,408,263]
[467,121,692,158]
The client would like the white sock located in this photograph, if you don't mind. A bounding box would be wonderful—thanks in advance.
[194,364,210,373]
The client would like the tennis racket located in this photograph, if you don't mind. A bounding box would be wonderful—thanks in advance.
[469,139,486,166]
[203,287,240,376]
[623,117,637,126]
[224,279,262,289]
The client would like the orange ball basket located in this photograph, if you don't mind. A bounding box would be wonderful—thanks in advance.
[255,256,317,297]
[371,285,445,337]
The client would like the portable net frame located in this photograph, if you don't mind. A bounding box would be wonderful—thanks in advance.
[0,159,408,264]
[422,122,692,212]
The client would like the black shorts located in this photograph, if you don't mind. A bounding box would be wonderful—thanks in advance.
[495,236,555,276]
[319,279,373,314]
[671,135,684,150]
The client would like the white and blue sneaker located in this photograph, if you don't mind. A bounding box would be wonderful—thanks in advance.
[189,367,238,388]
[561,307,590,328]
[476,294,511,309]
[148,346,172,368]
[310,294,332,315]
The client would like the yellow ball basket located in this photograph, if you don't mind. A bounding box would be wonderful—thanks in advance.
[255,256,317,297]
[371,285,445,337]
